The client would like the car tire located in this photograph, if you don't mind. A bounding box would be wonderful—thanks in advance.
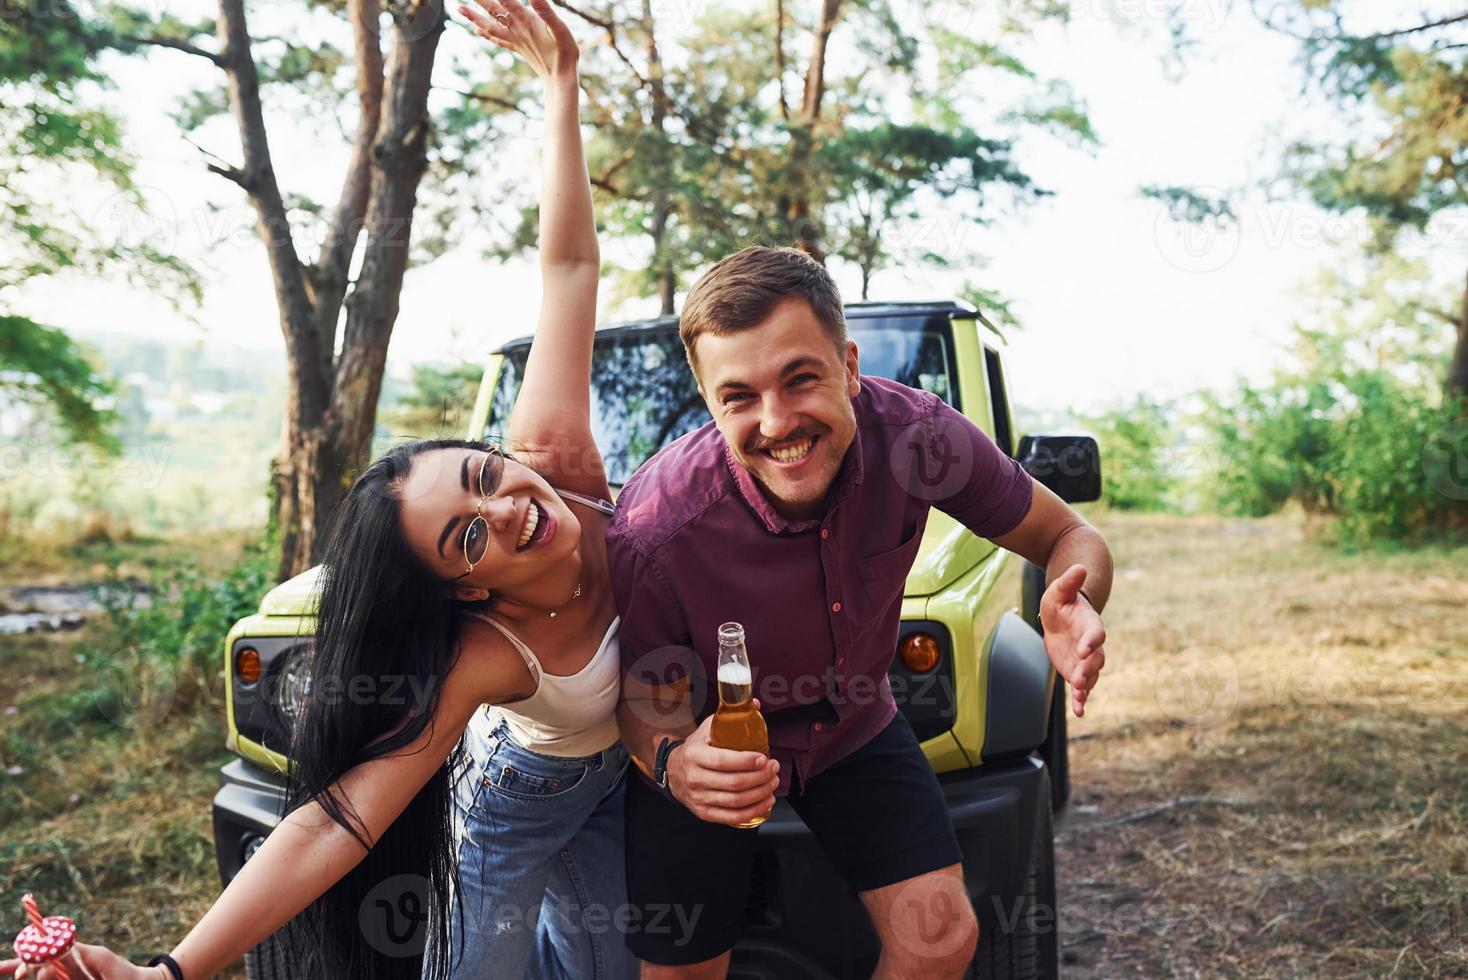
[1024,560,1071,814]
[1021,561,1045,632]
[969,800,1058,980]
[244,931,301,980]
[1040,672,1071,813]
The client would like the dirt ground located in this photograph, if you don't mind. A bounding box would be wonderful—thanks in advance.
[1054,514,1468,978]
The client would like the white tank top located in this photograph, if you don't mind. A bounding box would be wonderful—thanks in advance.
[468,612,623,757]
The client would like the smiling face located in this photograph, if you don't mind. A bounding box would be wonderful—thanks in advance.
[395,446,582,601]
[695,298,862,521]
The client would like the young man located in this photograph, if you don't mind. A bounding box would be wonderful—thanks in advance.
[608,246,1112,979]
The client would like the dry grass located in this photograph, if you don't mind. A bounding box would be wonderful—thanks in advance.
[1,533,250,978]
[0,527,255,585]
[1057,513,1468,978]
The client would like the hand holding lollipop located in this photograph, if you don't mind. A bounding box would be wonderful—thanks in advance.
[3,895,74,980]
[1,895,166,980]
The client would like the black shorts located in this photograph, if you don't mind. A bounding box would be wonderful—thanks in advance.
[623,710,963,965]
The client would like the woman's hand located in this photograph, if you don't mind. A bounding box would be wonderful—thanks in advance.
[459,0,579,80]
[1,942,166,979]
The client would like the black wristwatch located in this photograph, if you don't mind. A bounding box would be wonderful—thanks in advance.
[653,736,686,801]
[148,954,185,980]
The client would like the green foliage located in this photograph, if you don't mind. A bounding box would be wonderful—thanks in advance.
[0,0,200,459]
[381,362,484,438]
[1,1,128,292]
[86,537,276,724]
[1201,254,1468,543]
[959,281,1022,335]
[0,317,119,451]
[1330,376,1465,541]
[1207,372,1465,542]
[1286,40,1468,241]
[466,0,1089,306]
[1163,6,1468,393]
[1265,5,1468,391]
[1140,184,1236,225]
[0,0,200,302]
[823,121,1039,298]
[1003,79,1099,149]
[1084,396,1178,512]
[1203,380,1337,518]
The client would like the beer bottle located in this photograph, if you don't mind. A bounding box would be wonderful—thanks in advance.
[708,622,773,829]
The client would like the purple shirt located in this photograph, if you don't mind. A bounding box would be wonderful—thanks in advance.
[608,375,1034,795]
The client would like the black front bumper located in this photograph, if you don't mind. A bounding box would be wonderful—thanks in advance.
[212,753,1050,979]
[212,757,289,887]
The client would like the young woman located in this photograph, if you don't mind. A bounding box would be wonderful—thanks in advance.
[2,2,636,978]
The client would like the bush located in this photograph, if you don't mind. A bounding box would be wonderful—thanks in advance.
[1200,252,1468,544]
[1084,395,1178,512]
[1203,370,1467,544]
[81,536,275,728]
[1202,381,1337,518]
[1330,377,1466,541]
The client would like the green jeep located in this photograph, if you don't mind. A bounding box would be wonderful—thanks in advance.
[212,300,1100,979]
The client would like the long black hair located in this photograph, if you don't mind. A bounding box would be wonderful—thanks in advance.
[278,437,497,980]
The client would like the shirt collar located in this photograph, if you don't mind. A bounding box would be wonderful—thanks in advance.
[722,388,868,536]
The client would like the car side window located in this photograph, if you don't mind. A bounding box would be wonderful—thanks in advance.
[983,346,1014,458]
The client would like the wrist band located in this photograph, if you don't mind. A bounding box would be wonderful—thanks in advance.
[1078,588,1095,608]
[653,736,685,802]
[148,953,185,980]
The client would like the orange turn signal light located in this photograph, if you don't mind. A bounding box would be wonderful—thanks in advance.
[236,647,262,684]
[899,632,941,673]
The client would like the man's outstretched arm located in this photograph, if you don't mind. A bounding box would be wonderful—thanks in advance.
[925,398,1113,717]
[992,481,1113,717]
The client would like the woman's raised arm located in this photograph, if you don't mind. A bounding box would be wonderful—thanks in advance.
[462,0,608,500]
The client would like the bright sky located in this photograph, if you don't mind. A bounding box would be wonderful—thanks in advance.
[17,1,1467,414]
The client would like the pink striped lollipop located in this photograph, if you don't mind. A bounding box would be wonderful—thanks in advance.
[11,895,73,980]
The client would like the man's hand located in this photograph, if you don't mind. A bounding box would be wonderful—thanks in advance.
[459,0,579,80]
[667,701,779,826]
[1039,564,1107,718]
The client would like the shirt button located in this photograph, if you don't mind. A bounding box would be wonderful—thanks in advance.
[837,657,846,667]
[814,723,823,732]
[821,528,830,539]
[832,601,842,613]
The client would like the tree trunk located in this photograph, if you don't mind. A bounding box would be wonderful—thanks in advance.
[262,1,445,580]
[643,0,675,316]
[800,0,841,122]
[273,410,347,583]
[774,0,788,121]
[1451,264,1468,398]
[266,0,387,581]
[306,0,383,378]
[785,0,843,263]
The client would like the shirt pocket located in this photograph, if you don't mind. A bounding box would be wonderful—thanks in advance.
[855,528,924,631]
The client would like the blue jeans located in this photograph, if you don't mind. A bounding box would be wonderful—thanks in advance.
[427,714,637,980]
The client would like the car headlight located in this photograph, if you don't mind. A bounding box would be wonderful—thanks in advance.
[274,648,313,731]
[230,636,313,755]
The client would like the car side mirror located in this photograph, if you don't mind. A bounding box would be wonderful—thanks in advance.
[1017,434,1101,503]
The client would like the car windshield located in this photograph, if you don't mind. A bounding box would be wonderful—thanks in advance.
[483,313,959,486]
